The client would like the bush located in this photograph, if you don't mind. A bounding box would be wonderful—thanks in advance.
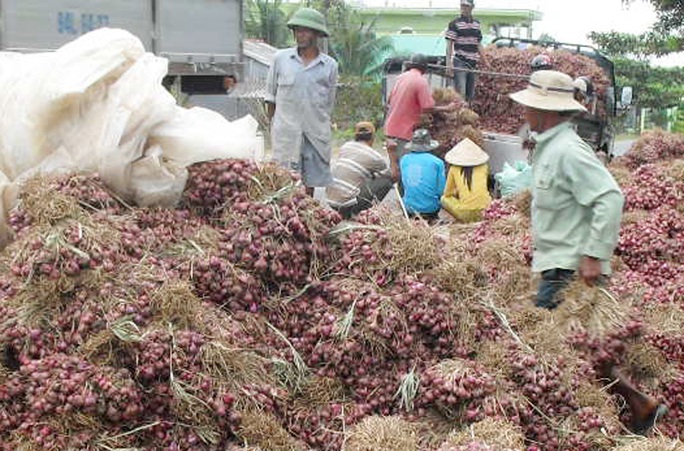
[333,76,384,137]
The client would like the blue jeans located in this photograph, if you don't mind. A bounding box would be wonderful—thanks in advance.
[453,58,477,102]
[536,268,575,310]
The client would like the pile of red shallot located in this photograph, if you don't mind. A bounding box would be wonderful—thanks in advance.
[473,46,612,135]
[0,131,681,450]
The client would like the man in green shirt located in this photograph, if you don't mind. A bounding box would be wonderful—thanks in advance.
[510,70,666,435]
[510,70,622,308]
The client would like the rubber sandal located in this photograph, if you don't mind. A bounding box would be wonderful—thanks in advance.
[632,404,668,436]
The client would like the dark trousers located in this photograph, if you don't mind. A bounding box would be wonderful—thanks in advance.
[453,57,477,102]
[536,268,607,309]
[336,175,393,220]
[535,268,575,309]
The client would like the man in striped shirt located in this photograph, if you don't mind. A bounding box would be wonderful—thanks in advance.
[445,0,485,103]
[326,122,393,219]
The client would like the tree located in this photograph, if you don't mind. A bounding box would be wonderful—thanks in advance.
[621,0,684,53]
[329,14,394,77]
[588,31,682,58]
[538,33,557,45]
[589,31,684,110]
[307,1,394,77]
[245,0,290,48]
[613,57,684,109]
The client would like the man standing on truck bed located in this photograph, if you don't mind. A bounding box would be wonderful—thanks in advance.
[510,70,667,436]
[265,7,338,196]
[445,0,485,103]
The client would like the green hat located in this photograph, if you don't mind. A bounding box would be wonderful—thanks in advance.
[287,8,329,37]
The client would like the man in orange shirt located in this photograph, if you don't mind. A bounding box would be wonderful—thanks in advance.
[384,54,455,183]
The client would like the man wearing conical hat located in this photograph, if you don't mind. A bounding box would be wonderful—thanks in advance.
[440,138,491,222]
[510,70,666,435]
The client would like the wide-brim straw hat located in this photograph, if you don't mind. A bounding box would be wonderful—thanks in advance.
[406,129,439,152]
[509,70,587,112]
[444,138,489,166]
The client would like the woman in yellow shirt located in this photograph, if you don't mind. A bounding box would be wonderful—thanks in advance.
[441,138,492,222]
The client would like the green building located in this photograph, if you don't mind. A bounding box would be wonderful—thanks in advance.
[357,6,542,57]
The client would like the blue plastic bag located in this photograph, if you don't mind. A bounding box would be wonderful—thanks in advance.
[494,160,532,197]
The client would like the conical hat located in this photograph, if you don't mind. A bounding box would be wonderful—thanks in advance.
[444,138,489,166]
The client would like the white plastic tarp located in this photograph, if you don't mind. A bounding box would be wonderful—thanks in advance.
[0,28,258,247]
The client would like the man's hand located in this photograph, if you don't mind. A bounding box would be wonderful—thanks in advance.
[446,66,454,78]
[579,256,602,285]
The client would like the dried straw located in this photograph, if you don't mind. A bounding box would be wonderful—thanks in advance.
[345,415,419,451]
[434,87,461,105]
[78,329,118,366]
[554,282,631,340]
[491,266,534,304]
[296,376,348,408]
[488,215,530,238]
[236,409,305,451]
[476,340,513,379]
[663,159,684,182]
[161,226,221,259]
[152,281,202,329]
[510,304,565,356]
[199,341,274,391]
[624,342,673,382]
[170,375,221,446]
[512,189,532,218]
[438,417,525,450]
[429,258,488,299]
[608,162,634,187]
[415,408,460,449]
[18,175,85,225]
[455,124,485,149]
[477,238,526,269]
[247,163,300,202]
[574,381,623,433]
[611,437,684,451]
[642,302,684,335]
[384,216,443,274]
[457,108,480,127]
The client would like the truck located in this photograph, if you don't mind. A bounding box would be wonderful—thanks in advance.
[0,0,244,95]
[382,38,630,174]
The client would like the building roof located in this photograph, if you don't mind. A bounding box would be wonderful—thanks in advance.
[243,40,278,67]
[359,7,542,20]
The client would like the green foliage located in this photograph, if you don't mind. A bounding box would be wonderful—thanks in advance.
[332,77,385,136]
[329,16,394,76]
[588,31,683,58]
[589,31,684,111]
[612,57,684,109]
[312,1,395,76]
[643,0,684,35]
[620,0,684,53]
[673,106,684,134]
[245,0,290,48]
